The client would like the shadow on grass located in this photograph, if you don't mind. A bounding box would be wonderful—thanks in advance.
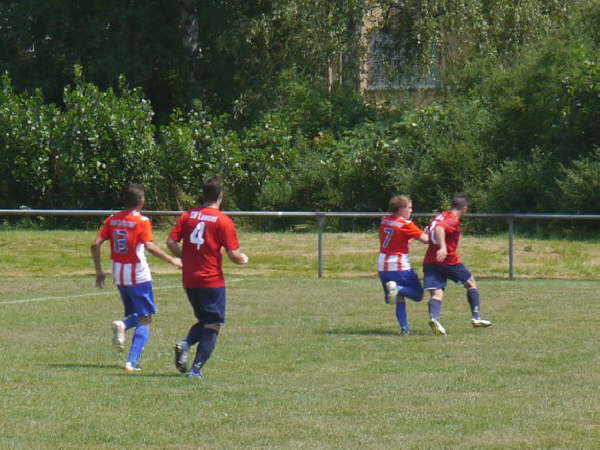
[48,363,121,370]
[321,327,428,336]
[48,363,187,378]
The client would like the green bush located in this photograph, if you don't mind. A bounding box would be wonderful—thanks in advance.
[157,103,244,210]
[0,74,59,208]
[557,148,600,213]
[57,67,158,209]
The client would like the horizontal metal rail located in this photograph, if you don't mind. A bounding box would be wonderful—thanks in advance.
[1,209,599,279]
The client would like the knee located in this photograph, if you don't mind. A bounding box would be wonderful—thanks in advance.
[464,278,477,290]
[138,315,152,325]
[204,323,221,332]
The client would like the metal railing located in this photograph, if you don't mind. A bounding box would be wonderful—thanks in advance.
[2,209,600,279]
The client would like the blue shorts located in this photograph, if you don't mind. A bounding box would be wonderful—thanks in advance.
[185,287,227,325]
[117,281,157,317]
[378,269,424,302]
[423,263,472,290]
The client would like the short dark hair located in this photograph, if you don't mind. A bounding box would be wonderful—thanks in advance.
[202,176,223,203]
[451,193,470,210]
[122,183,145,208]
[389,195,411,214]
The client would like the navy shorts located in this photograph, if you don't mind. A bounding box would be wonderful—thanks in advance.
[423,263,472,290]
[378,269,424,302]
[185,287,227,325]
[117,281,157,317]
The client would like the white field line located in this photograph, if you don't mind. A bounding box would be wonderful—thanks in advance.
[0,279,244,305]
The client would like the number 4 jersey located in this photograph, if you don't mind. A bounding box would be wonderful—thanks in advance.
[98,210,153,286]
[378,215,424,272]
[168,207,240,288]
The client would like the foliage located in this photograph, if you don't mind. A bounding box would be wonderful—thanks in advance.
[557,148,600,213]
[157,104,244,210]
[0,74,59,208]
[57,67,158,209]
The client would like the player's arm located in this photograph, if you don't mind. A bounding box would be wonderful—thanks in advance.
[90,236,107,288]
[416,232,429,244]
[166,238,182,258]
[434,226,448,262]
[226,248,249,265]
[145,241,182,268]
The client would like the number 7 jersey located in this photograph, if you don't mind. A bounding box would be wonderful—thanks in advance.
[168,207,240,288]
[378,215,424,272]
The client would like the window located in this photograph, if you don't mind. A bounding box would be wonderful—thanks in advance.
[366,29,439,90]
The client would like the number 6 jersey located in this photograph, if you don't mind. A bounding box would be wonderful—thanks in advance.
[168,207,240,288]
[98,210,153,286]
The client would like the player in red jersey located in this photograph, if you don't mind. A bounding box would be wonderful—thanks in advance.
[91,183,182,372]
[378,195,429,335]
[423,193,492,335]
[167,176,248,378]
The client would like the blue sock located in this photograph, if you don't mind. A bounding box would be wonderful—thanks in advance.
[123,314,138,330]
[127,325,149,366]
[186,322,204,346]
[191,328,219,371]
[395,300,409,331]
[467,288,481,319]
[428,299,442,319]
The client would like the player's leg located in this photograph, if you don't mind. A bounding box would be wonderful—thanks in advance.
[461,272,492,327]
[423,264,447,335]
[179,287,226,378]
[125,314,152,372]
[188,323,221,378]
[380,272,410,333]
[397,269,424,302]
[395,269,424,335]
[174,288,205,373]
[379,272,398,304]
[123,281,157,372]
[113,287,136,351]
[446,263,493,327]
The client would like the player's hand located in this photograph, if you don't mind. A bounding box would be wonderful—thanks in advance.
[239,253,249,264]
[95,272,106,289]
[436,248,447,263]
[172,257,183,269]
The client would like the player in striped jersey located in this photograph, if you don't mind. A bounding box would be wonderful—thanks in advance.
[378,195,429,335]
[91,183,182,372]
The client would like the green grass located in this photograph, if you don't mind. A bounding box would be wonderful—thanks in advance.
[1,230,599,279]
[0,231,599,448]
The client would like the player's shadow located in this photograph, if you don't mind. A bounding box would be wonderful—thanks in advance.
[322,327,426,336]
[47,363,184,378]
[48,363,121,370]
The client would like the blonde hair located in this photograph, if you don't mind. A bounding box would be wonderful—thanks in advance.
[389,195,411,214]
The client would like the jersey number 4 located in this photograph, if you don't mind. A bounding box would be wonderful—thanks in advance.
[190,221,206,249]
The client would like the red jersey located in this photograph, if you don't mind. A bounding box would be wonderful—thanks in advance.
[377,215,424,271]
[423,211,462,265]
[168,207,240,288]
[98,210,153,285]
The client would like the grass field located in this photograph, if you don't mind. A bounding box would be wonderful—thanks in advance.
[1,230,600,448]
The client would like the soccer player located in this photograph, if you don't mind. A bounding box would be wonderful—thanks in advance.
[166,176,248,378]
[378,195,429,335]
[423,193,492,335]
[91,183,182,372]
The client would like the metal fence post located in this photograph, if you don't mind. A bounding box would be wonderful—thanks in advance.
[317,214,325,278]
[508,217,514,280]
